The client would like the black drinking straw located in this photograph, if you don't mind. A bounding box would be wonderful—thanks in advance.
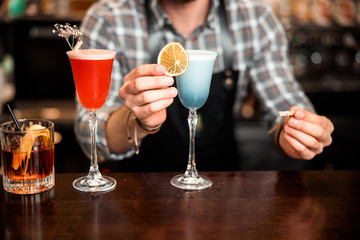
[6,104,21,131]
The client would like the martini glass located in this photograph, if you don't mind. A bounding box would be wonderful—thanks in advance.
[170,50,217,190]
[67,49,117,192]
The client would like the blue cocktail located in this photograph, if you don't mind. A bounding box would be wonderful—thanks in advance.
[176,50,216,109]
[170,50,217,190]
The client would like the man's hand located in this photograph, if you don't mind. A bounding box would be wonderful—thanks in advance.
[119,64,177,127]
[279,106,334,160]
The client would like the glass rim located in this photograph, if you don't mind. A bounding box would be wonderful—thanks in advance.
[1,119,54,133]
[185,50,218,60]
[186,49,218,55]
[66,49,116,60]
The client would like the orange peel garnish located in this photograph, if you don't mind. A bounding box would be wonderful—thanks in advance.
[12,124,50,174]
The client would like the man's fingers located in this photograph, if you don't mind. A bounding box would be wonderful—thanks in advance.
[284,125,324,154]
[125,64,166,81]
[283,132,316,160]
[287,118,332,146]
[291,107,334,134]
[132,87,178,106]
[133,98,174,120]
[128,75,174,93]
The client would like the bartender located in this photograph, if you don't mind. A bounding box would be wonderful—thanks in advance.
[74,0,334,171]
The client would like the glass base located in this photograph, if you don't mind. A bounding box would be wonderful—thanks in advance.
[170,174,212,190]
[73,175,116,193]
[3,174,55,195]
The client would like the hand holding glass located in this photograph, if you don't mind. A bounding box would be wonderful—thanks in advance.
[170,50,217,190]
[67,49,117,192]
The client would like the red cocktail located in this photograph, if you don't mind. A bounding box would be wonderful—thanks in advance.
[67,49,117,192]
[67,49,114,110]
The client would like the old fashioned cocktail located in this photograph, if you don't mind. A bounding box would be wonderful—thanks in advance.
[1,119,55,194]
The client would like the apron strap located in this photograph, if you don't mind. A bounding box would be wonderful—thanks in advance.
[218,0,232,71]
[145,0,163,64]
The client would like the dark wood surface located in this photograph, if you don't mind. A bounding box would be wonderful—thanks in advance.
[1,171,360,239]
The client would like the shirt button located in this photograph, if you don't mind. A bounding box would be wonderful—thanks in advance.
[223,77,234,90]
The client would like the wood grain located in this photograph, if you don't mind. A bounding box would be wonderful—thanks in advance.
[1,171,359,239]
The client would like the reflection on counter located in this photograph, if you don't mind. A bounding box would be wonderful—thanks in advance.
[2,188,55,239]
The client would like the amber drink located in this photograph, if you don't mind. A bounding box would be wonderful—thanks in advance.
[1,119,55,194]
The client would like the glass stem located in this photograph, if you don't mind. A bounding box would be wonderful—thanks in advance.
[88,111,102,180]
[184,109,199,178]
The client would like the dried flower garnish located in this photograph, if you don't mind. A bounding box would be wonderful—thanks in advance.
[52,23,83,50]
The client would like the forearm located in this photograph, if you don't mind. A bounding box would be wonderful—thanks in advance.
[106,106,148,154]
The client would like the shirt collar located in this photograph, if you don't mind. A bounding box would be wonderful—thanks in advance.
[149,0,219,31]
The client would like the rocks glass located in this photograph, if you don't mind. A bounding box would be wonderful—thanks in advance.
[1,119,55,194]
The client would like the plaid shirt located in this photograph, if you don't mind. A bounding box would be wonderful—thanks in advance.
[75,0,314,161]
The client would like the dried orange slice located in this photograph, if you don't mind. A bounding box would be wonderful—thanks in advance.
[157,42,189,76]
[12,124,50,173]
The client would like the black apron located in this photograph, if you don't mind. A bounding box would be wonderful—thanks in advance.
[115,0,239,172]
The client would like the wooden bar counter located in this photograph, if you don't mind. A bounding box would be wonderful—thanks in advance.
[1,171,359,239]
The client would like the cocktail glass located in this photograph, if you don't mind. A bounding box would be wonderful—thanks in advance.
[67,49,117,192]
[1,119,55,194]
[170,50,217,190]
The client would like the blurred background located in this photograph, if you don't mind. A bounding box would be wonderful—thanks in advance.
[0,0,359,172]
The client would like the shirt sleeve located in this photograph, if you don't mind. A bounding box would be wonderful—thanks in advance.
[74,3,136,161]
[248,4,315,128]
